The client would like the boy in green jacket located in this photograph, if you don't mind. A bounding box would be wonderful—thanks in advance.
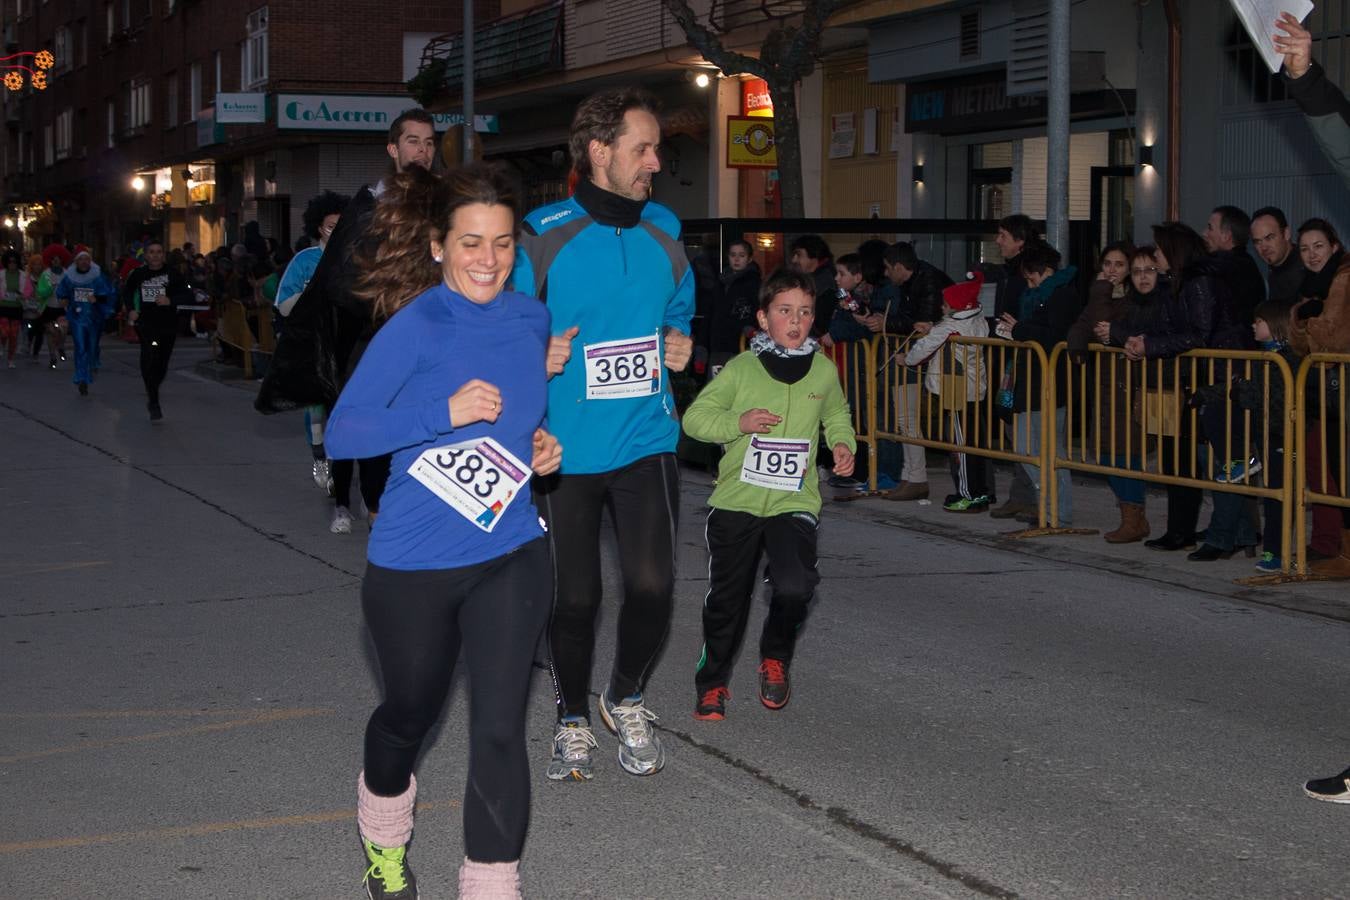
[683,269,856,719]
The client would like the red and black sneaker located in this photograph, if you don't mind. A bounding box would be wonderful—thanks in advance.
[757,658,791,710]
[694,686,730,720]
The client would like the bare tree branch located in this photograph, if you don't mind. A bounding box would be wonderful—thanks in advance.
[661,0,765,78]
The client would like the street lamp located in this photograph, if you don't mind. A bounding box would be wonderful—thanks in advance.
[2,217,12,228]
[131,175,146,191]
[694,72,710,88]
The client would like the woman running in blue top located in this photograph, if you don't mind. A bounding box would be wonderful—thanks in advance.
[326,164,561,900]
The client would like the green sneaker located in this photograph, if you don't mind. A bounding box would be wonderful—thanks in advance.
[943,494,990,513]
[362,838,417,899]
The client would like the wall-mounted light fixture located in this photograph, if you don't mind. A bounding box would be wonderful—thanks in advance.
[694,72,710,88]
[130,175,146,191]
[1138,145,1154,168]
[912,163,925,184]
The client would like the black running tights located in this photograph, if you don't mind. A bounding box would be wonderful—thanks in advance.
[361,538,551,863]
[537,452,680,719]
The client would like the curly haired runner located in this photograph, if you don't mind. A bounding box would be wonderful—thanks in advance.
[275,190,351,495]
[326,164,561,900]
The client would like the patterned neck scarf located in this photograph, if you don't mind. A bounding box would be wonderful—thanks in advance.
[751,331,819,358]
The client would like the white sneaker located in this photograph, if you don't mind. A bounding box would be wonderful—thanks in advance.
[330,506,354,534]
[599,692,666,776]
[312,458,333,494]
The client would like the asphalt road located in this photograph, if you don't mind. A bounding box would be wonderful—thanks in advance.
[3,341,1348,899]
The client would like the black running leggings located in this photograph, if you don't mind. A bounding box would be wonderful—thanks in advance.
[361,538,551,863]
[333,454,391,514]
[137,308,177,404]
[537,452,680,719]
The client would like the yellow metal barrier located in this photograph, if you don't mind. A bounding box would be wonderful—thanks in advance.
[1294,353,1350,578]
[1048,343,1297,573]
[822,337,879,492]
[214,300,276,379]
[873,333,1058,528]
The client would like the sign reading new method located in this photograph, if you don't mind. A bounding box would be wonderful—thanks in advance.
[216,93,266,124]
[277,94,498,133]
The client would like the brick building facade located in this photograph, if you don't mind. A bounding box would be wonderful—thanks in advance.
[0,0,496,258]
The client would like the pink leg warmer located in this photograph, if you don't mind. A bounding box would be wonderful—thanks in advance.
[356,771,417,849]
[458,857,522,899]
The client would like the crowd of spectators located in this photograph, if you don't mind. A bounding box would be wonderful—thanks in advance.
[689,199,1349,578]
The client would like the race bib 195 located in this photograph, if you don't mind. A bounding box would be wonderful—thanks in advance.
[583,333,661,400]
[740,436,810,492]
[408,437,531,533]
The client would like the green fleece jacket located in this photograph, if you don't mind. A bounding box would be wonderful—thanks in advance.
[683,349,856,518]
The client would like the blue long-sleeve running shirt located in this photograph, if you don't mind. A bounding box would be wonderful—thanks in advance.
[325,283,551,570]
[513,186,694,475]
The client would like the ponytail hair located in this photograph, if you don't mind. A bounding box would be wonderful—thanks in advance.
[352,163,524,322]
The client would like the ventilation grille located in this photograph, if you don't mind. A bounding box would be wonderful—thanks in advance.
[959,8,980,59]
[1007,0,1048,97]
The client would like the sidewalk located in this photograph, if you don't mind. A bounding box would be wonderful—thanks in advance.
[794,454,1350,622]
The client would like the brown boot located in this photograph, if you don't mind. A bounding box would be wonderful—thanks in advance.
[1311,530,1350,578]
[886,481,930,501]
[1103,502,1150,543]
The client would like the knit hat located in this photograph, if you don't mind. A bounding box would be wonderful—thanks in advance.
[943,271,985,312]
[42,243,71,268]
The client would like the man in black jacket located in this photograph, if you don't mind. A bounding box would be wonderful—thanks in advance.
[987,214,1041,518]
[880,242,952,501]
[1251,206,1305,307]
[1204,205,1264,328]
[256,107,436,534]
[789,234,836,338]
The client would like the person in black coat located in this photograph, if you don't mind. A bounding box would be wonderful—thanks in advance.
[707,239,760,366]
[1204,205,1264,328]
[789,233,835,338]
[997,242,1081,525]
[256,108,437,533]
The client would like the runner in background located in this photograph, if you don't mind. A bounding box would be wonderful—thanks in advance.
[123,239,192,421]
[55,247,116,397]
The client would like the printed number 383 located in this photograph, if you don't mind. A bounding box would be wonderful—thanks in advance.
[433,448,502,498]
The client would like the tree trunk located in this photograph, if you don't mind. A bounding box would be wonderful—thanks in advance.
[768,77,805,220]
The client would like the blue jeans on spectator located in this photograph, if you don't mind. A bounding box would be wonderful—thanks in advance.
[1014,408,1073,524]
[1105,454,1146,505]
[1197,445,1258,552]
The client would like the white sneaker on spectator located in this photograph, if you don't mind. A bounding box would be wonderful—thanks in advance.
[330,506,354,534]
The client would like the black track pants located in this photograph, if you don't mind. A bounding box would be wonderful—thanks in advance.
[361,538,550,863]
[137,309,177,404]
[696,508,820,690]
[537,452,679,719]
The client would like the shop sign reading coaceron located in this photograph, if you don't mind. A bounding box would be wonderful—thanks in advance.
[277,94,498,133]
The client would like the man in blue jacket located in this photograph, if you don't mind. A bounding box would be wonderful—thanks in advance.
[514,87,694,782]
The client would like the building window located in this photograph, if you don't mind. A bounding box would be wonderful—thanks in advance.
[124,78,151,134]
[78,21,88,66]
[17,131,25,173]
[214,50,221,99]
[43,124,53,167]
[106,100,115,148]
[189,62,200,122]
[53,26,71,71]
[165,71,177,128]
[242,7,268,89]
[106,2,116,43]
[54,108,72,160]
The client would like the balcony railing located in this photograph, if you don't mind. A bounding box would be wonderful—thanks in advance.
[414,1,564,102]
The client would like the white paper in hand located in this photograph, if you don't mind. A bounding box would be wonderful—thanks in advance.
[1229,0,1313,73]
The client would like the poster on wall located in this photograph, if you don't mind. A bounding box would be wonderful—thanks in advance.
[829,112,856,159]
